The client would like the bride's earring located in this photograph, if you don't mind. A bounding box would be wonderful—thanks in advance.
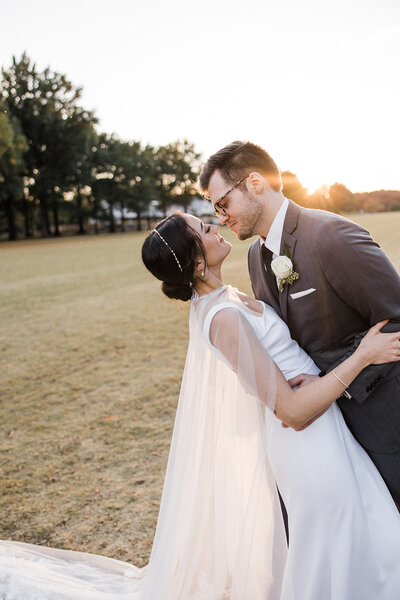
[201,270,205,277]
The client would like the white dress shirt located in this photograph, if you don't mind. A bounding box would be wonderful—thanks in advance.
[260,197,289,258]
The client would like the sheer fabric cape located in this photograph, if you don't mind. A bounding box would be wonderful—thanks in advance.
[0,286,286,599]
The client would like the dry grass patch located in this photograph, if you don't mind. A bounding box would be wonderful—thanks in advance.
[0,213,398,566]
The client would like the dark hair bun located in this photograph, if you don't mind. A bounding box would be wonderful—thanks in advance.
[162,281,192,302]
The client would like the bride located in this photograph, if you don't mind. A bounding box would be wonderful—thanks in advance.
[1,212,399,599]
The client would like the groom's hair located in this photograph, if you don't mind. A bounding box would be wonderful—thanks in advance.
[199,141,282,193]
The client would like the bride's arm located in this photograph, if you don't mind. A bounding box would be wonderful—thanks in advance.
[209,309,400,429]
[321,320,400,403]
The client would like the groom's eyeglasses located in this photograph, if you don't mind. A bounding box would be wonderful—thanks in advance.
[208,175,249,217]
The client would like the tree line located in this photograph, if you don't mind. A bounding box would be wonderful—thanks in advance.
[0,54,201,240]
[281,172,400,214]
[1,54,398,241]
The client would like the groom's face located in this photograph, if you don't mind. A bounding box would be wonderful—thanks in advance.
[207,170,263,241]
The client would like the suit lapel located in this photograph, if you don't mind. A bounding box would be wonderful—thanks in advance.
[259,244,281,315]
[279,201,301,322]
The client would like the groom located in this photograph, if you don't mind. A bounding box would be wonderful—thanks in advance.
[199,141,400,506]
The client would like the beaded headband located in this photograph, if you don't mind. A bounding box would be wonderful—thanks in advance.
[153,228,183,272]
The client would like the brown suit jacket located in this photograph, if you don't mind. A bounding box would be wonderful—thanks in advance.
[248,200,400,459]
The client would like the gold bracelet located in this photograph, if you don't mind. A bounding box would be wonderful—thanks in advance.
[331,370,349,389]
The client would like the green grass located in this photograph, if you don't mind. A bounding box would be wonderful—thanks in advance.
[0,212,399,565]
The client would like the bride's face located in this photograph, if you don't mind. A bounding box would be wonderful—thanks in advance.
[182,214,232,270]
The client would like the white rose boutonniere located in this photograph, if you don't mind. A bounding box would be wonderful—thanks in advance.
[271,244,300,292]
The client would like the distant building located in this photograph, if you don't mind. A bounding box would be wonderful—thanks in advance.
[94,196,219,229]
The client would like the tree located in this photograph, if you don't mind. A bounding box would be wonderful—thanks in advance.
[306,185,333,211]
[1,53,97,237]
[64,126,98,234]
[118,142,157,231]
[91,138,200,232]
[0,105,28,240]
[328,183,355,213]
[90,134,124,233]
[281,171,308,207]
[154,140,201,215]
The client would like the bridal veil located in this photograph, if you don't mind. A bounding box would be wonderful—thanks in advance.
[0,286,286,599]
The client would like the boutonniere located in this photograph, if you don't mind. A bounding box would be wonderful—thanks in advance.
[271,242,300,292]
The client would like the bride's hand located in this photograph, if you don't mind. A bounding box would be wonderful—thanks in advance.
[357,320,400,365]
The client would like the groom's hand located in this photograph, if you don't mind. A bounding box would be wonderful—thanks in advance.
[288,373,319,389]
[282,374,323,430]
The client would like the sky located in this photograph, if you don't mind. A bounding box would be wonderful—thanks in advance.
[1,0,399,193]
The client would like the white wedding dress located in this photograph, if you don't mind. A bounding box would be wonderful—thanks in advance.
[1,285,399,599]
[203,288,400,599]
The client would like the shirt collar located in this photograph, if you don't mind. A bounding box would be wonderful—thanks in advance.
[259,197,289,256]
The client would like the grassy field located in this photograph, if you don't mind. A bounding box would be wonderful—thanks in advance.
[1,211,399,566]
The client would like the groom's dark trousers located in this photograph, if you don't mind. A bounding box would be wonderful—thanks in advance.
[248,200,400,507]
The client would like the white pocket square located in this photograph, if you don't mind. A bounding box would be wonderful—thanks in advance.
[290,288,316,300]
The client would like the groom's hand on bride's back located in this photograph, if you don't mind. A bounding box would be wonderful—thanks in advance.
[282,374,325,430]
